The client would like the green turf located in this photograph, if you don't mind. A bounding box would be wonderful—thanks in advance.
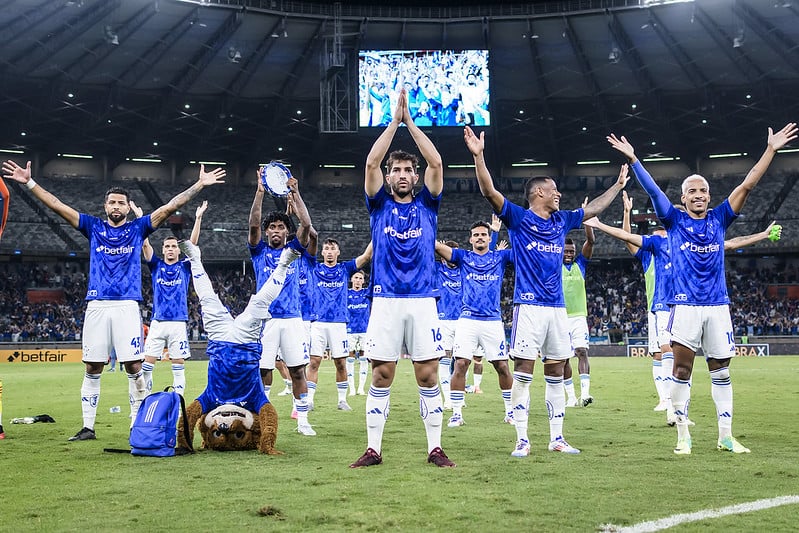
[1,356,798,532]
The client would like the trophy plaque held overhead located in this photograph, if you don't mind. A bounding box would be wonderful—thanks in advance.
[259,161,293,197]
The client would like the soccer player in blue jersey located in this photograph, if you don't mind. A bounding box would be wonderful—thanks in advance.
[435,221,514,428]
[435,239,462,410]
[249,176,316,436]
[1,159,224,441]
[350,89,454,468]
[137,200,208,398]
[607,122,797,454]
[346,270,371,396]
[464,126,628,457]
[306,238,372,411]
[562,219,596,408]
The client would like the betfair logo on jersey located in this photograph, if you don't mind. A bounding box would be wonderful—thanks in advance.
[679,241,720,253]
[348,303,369,310]
[157,278,183,287]
[442,280,461,289]
[95,244,135,255]
[525,240,562,254]
[466,272,499,282]
[318,280,345,289]
[384,226,423,239]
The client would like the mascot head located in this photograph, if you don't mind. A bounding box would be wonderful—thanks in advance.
[200,404,260,451]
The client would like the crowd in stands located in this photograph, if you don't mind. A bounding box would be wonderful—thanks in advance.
[2,258,797,344]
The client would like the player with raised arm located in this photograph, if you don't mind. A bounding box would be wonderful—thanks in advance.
[306,239,372,412]
[607,122,797,454]
[351,88,454,468]
[138,200,208,398]
[562,213,596,408]
[435,221,514,429]
[1,160,224,441]
[346,270,371,396]
[464,126,627,457]
[249,176,316,436]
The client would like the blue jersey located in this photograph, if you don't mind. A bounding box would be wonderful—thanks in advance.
[311,258,358,323]
[197,340,269,414]
[435,262,462,321]
[366,186,440,298]
[146,256,191,321]
[451,248,512,321]
[662,200,737,306]
[499,200,583,306]
[78,214,155,301]
[298,251,316,321]
[347,288,371,334]
[249,241,300,318]
[638,235,672,312]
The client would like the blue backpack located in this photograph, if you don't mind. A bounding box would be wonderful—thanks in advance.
[129,388,193,457]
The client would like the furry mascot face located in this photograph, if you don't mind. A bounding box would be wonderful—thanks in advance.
[178,399,281,454]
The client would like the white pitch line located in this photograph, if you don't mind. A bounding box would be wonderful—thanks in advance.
[601,495,799,533]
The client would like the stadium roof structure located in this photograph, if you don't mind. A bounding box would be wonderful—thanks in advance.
[1,0,799,177]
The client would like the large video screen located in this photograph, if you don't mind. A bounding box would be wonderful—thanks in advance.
[358,49,490,128]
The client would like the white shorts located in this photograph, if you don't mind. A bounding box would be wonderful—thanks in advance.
[260,317,310,369]
[654,310,670,350]
[303,320,312,343]
[452,318,507,362]
[82,300,143,363]
[348,332,366,353]
[365,297,442,363]
[142,320,191,360]
[310,321,349,359]
[439,320,458,352]
[567,316,589,351]
[509,304,571,361]
[668,304,735,359]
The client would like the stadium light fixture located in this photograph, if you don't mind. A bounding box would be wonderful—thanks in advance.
[128,158,163,163]
[708,152,747,159]
[189,160,226,166]
[322,164,355,169]
[642,156,675,162]
[576,160,611,165]
[59,153,93,159]
[0,148,24,154]
[447,164,476,168]
[511,162,548,167]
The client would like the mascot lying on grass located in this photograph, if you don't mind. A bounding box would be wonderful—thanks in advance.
[175,239,302,454]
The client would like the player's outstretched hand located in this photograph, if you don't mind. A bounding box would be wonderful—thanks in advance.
[2,160,32,184]
[583,216,601,229]
[463,126,485,156]
[195,200,208,218]
[768,123,798,152]
[607,135,635,162]
[623,190,633,212]
[198,164,226,187]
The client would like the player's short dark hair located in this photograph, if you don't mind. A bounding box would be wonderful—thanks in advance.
[262,211,292,231]
[323,238,340,248]
[385,150,419,174]
[104,186,130,203]
[163,235,179,244]
[565,238,575,246]
[469,221,491,234]
[523,176,553,199]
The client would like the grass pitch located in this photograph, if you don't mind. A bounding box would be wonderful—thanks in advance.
[1,356,798,532]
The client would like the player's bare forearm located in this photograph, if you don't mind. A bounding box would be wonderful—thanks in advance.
[151,181,203,228]
[405,121,443,195]
[582,183,623,220]
[365,121,399,196]
[473,154,504,213]
[31,186,80,228]
[248,191,264,245]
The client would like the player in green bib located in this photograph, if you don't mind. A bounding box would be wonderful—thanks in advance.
[562,220,594,407]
